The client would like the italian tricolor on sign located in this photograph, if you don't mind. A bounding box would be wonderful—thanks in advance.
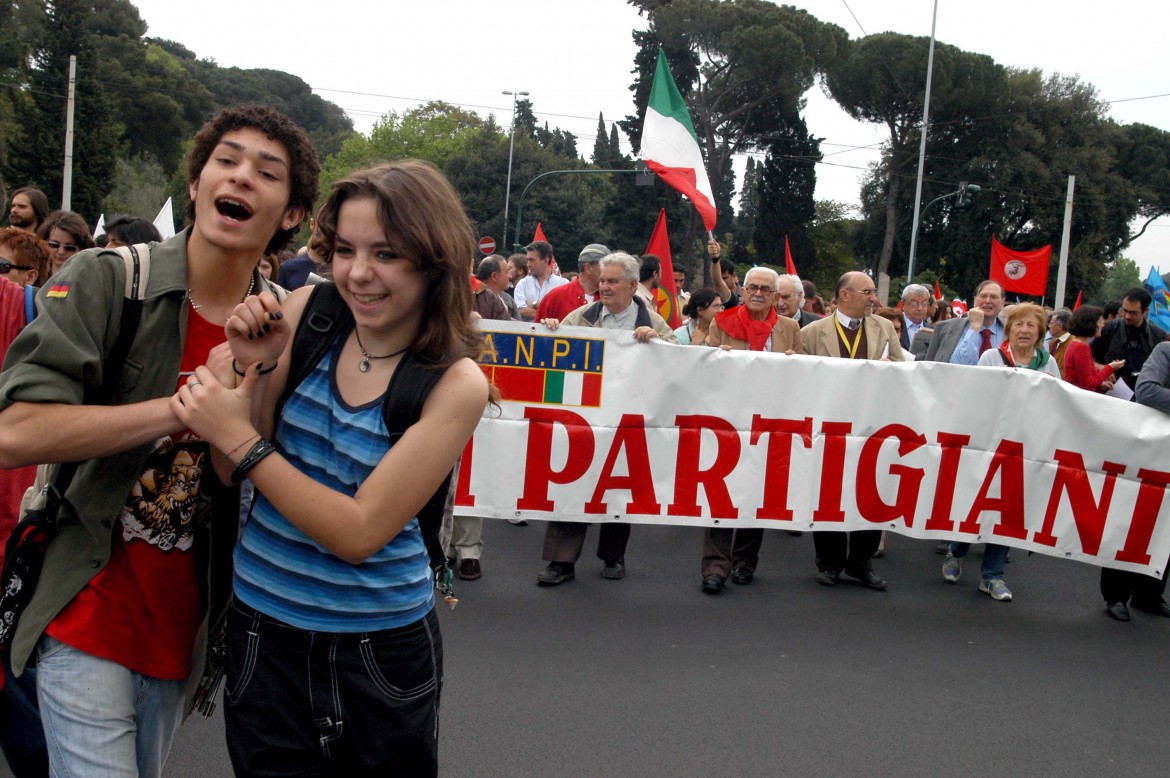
[640,49,717,231]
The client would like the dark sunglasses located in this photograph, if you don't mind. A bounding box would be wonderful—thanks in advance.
[0,260,35,274]
[47,240,80,253]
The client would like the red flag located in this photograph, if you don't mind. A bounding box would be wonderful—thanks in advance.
[645,209,682,328]
[1073,291,1083,310]
[951,298,968,317]
[990,236,1051,296]
[784,235,797,276]
[934,280,942,300]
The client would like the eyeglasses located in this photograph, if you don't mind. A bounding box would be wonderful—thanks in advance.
[704,301,725,310]
[47,240,80,253]
[745,284,775,294]
[0,260,35,274]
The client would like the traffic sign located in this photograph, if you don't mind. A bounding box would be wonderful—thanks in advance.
[478,236,496,255]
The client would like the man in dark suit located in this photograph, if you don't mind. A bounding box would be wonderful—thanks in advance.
[1091,287,1167,391]
[776,273,823,328]
[923,280,1005,364]
[899,283,931,351]
[801,272,903,591]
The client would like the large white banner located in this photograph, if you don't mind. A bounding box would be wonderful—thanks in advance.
[457,320,1170,577]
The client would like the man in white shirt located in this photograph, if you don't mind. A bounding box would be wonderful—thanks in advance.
[513,240,567,320]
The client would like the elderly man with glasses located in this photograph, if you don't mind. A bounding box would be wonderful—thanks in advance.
[801,271,904,590]
[698,266,802,594]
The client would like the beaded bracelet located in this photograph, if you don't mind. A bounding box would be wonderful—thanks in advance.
[231,438,277,485]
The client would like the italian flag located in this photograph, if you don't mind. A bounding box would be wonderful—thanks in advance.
[640,49,717,231]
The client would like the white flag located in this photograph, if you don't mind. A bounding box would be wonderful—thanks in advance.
[153,198,176,240]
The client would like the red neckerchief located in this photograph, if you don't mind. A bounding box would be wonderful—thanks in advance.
[715,305,777,351]
[469,273,482,291]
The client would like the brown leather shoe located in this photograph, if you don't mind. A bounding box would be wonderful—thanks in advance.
[457,558,482,581]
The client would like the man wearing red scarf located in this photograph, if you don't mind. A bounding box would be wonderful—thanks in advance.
[801,271,904,591]
[699,267,802,594]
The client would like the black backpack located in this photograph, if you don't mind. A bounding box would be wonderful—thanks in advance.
[275,282,457,578]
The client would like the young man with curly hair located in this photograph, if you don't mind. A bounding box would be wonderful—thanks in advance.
[0,104,319,777]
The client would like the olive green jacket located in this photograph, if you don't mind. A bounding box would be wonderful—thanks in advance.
[0,231,271,711]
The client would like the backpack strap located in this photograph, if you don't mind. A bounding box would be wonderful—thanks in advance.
[275,283,352,421]
[382,353,454,572]
[24,284,37,324]
[113,243,152,301]
[44,245,151,517]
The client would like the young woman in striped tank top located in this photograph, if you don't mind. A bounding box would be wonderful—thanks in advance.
[173,160,491,776]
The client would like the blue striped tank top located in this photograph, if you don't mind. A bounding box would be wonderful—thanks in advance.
[232,335,433,631]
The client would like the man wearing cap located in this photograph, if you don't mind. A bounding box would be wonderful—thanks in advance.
[535,243,608,321]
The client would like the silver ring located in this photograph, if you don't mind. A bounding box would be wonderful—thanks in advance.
[188,379,201,388]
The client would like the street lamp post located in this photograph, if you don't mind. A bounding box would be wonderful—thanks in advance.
[907,182,981,284]
[502,90,529,251]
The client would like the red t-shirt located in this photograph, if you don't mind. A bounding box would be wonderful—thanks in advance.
[48,306,226,679]
[536,278,593,321]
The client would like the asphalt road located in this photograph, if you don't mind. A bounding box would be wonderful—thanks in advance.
[8,520,1168,777]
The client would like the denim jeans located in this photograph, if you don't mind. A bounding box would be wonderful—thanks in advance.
[949,541,1010,581]
[34,635,185,778]
[224,600,443,777]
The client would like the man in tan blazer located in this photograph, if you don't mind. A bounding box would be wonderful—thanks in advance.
[801,271,904,590]
[699,267,801,594]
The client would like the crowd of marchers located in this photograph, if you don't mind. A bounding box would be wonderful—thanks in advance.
[454,234,1169,624]
[1,146,1167,778]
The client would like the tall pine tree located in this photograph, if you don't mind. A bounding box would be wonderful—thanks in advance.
[755,114,820,274]
[9,0,119,220]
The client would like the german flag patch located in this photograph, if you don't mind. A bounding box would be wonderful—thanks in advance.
[46,284,71,299]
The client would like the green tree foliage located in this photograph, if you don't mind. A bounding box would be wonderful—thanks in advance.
[1115,123,1170,248]
[825,32,1007,281]
[1097,256,1142,303]
[755,113,819,271]
[912,69,1134,298]
[2,0,354,226]
[807,200,862,294]
[0,1,43,172]
[319,101,617,265]
[5,0,121,219]
[103,153,168,218]
[624,0,845,235]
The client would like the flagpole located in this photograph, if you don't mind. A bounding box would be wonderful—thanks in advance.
[1054,175,1076,309]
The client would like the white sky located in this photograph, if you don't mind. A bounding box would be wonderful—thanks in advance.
[131,0,1170,276]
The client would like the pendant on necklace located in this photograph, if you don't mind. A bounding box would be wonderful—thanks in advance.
[359,356,371,372]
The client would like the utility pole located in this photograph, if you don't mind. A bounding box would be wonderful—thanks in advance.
[61,55,77,211]
[502,90,529,250]
[1055,175,1076,309]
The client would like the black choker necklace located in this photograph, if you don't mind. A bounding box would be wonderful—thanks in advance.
[354,328,408,372]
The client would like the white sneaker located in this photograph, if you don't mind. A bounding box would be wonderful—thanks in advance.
[979,578,1012,602]
[942,554,962,583]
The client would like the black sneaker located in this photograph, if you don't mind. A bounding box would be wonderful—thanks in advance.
[537,562,575,586]
[602,557,626,580]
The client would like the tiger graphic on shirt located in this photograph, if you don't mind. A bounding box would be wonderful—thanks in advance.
[119,434,210,552]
